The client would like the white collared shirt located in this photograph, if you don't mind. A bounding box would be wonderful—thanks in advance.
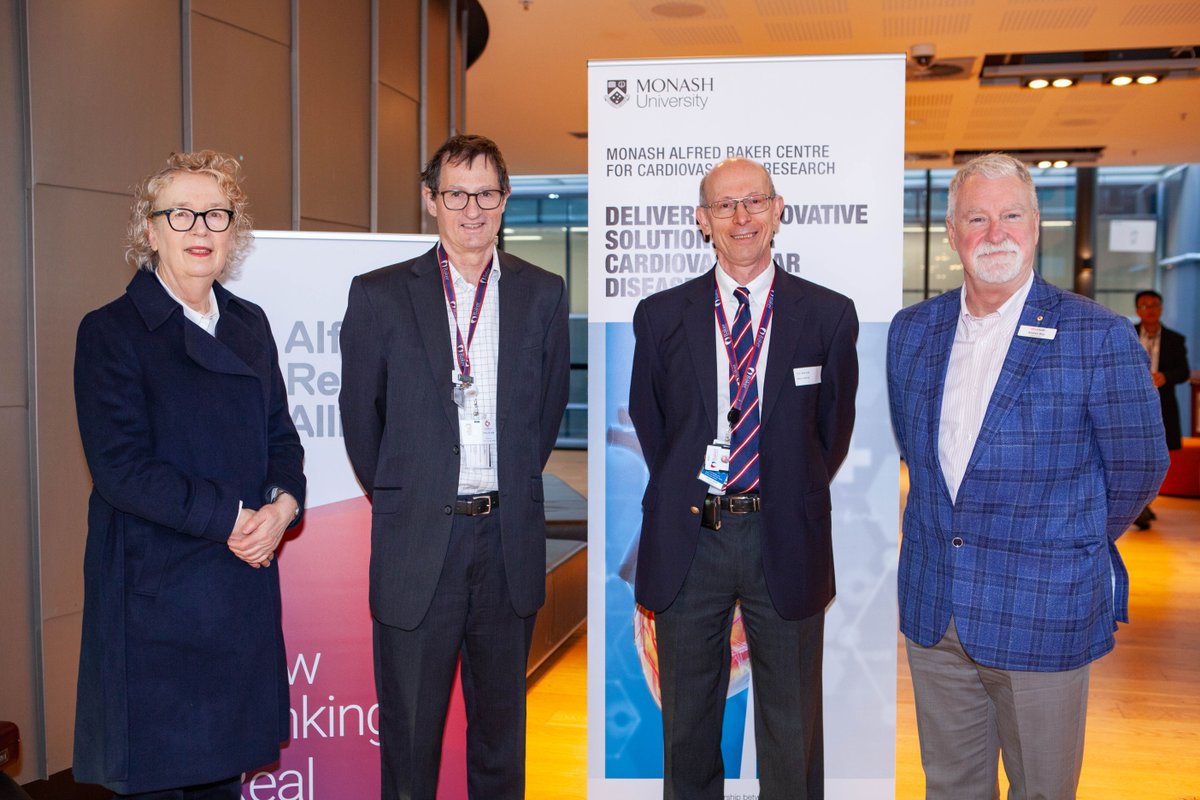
[938,272,1034,502]
[155,270,220,336]
[1138,326,1161,373]
[443,245,501,494]
[713,263,774,444]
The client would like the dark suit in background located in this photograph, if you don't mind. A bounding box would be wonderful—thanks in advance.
[339,135,569,800]
[1135,322,1189,450]
[630,158,858,800]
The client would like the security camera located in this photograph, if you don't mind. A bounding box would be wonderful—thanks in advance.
[911,43,936,68]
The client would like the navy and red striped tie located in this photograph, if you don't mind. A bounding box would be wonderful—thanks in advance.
[727,287,760,494]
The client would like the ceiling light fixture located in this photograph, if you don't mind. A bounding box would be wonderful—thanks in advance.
[981,47,1200,88]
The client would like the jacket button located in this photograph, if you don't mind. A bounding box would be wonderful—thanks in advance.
[452,445,460,455]
[952,536,964,548]
[690,506,700,515]
[443,505,453,515]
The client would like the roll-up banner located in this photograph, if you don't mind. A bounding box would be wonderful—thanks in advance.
[226,232,476,800]
[588,55,904,799]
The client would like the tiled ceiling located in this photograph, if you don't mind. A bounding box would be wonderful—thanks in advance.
[468,0,1200,174]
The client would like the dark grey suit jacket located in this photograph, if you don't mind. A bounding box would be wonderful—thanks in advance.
[339,246,570,629]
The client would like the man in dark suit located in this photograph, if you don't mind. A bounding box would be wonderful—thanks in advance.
[339,134,570,800]
[629,157,859,799]
[888,153,1168,798]
[1133,289,1190,528]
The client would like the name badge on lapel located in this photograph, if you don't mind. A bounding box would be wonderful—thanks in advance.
[1017,324,1057,340]
[793,366,822,386]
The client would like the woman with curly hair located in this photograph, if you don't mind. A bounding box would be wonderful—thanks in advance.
[72,151,305,799]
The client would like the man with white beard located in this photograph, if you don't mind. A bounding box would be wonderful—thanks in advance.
[886,153,1168,799]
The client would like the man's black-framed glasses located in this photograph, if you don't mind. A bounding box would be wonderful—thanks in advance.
[704,194,776,219]
[151,207,235,233]
[436,189,505,211]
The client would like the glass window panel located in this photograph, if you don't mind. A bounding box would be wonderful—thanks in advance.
[503,226,567,282]
[568,229,588,315]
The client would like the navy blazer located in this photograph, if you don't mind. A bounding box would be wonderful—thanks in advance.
[1135,322,1189,451]
[888,275,1168,671]
[629,265,859,621]
[73,270,305,793]
[339,246,570,630]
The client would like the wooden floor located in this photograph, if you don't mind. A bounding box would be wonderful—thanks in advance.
[527,629,588,800]
[529,450,1200,797]
[896,492,1200,798]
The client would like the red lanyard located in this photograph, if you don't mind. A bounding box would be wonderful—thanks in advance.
[437,244,493,379]
[714,278,775,419]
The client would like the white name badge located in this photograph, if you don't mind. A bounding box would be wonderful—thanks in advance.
[698,440,730,491]
[1017,324,1057,340]
[793,365,822,386]
[460,416,497,443]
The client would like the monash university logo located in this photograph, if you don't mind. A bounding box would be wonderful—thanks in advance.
[606,79,628,108]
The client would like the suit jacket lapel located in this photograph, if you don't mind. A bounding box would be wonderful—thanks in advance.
[496,252,526,437]
[761,266,800,428]
[684,270,719,441]
[410,249,460,434]
[925,290,960,501]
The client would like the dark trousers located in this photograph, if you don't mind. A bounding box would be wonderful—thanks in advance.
[655,511,825,800]
[373,513,536,800]
[112,777,241,799]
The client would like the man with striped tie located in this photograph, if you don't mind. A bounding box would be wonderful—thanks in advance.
[629,157,859,800]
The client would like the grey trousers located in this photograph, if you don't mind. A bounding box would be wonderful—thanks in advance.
[906,618,1090,800]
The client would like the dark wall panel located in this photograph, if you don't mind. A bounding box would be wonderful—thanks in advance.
[299,0,370,229]
[0,410,35,783]
[425,0,451,157]
[298,216,369,232]
[32,185,133,772]
[192,0,291,45]
[378,85,421,232]
[0,0,35,750]
[192,13,292,231]
[26,0,181,192]
[0,0,26,406]
[379,0,420,101]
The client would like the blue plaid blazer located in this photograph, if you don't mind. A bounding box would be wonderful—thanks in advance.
[887,275,1168,671]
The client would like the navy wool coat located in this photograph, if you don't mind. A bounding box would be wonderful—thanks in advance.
[72,270,305,794]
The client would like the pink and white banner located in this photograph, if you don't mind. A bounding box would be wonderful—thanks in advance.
[227,232,476,800]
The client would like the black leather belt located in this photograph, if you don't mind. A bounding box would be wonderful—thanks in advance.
[702,493,761,530]
[454,491,499,516]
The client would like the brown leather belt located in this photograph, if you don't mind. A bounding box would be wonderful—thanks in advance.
[454,491,499,515]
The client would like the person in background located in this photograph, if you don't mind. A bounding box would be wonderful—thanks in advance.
[887,152,1168,799]
[73,150,305,799]
[339,134,570,800]
[1132,289,1190,529]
